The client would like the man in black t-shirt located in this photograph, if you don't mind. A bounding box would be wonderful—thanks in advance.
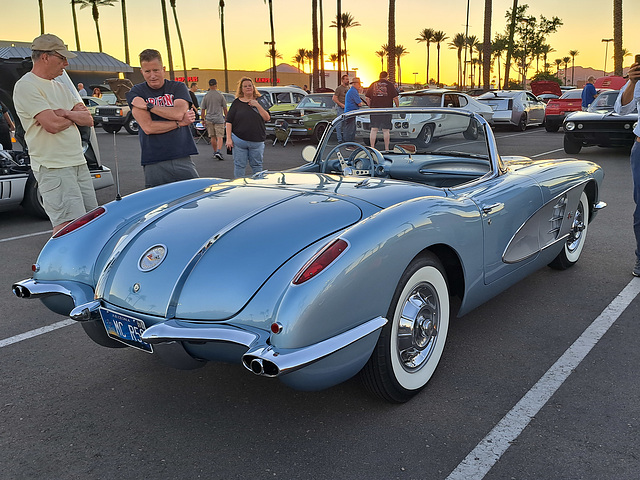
[365,71,399,151]
[126,49,199,188]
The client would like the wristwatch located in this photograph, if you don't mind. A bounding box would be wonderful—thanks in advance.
[146,102,154,112]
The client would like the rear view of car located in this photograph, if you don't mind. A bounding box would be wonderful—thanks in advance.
[477,90,545,131]
[544,89,583,132]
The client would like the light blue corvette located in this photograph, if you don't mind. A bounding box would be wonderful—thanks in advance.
[13,109,605,402]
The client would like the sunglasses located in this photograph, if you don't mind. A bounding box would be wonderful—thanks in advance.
[48,51,67,62]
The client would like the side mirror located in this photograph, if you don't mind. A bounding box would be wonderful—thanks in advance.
[302,145,317,163]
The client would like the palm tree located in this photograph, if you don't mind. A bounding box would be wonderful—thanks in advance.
[264,0,277,85]
[311,0,319,91]
[416,28,434,85]
[492,35,508,89]
[330,12,360,73]
[336,0,342,84]
[70,1,81,50]
[432,31,447,86]
[554,58,562,76]
[449,33,466,88]
[298,48,309,73]
[569,49,579,86]
[160,0,175,80]
[613,0,622,76]
[503,0,518,89]
[77,0,115,53]
[38,0,45,34]
[293,52,304,72]
[562,56,570,85]
[318,0,325,88]
[219,0,229,92]
[169,0,188,84]
[266,48,283,62]
[395,45,408,88]
[328,53,338,70]
[375,49,386,71]
[539,44,554,72]
[120,0,130,65]
[482,0,492,91]
[305,49,313,79]
[465,35,479,87]
[387,0,396,83]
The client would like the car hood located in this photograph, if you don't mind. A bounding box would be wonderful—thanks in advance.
[99,179,364,320]
[565,110,637,122]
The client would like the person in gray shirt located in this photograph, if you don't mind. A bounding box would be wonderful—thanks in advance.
[200,78,228,160]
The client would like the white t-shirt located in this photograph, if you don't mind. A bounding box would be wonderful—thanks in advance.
[14,72,85,171]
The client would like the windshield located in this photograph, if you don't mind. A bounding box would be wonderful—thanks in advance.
[312,109,493,187]
[588,91,619,112]
[297,95,336,109]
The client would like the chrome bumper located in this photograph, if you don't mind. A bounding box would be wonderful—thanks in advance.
[142,315,387,378]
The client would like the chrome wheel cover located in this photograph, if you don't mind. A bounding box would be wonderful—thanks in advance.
[396,282,440,372]
[566,201,586,253]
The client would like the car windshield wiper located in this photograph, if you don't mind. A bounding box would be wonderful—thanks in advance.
[423,150,489,160]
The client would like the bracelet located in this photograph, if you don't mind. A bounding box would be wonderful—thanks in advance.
[175,121,180,128]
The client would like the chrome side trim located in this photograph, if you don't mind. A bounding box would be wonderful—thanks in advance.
[12,278,71,299]
[141,320,268,347]
[242,316,387,377]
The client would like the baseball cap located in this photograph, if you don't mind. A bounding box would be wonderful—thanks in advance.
[31,34,77,59]
[350,77,361,84]
[209,78,217,86]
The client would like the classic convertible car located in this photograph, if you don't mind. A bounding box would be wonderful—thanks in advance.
[13,108,606,403]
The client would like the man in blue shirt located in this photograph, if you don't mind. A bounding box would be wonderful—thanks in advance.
[581,76,597,110]
[343,77,363,142]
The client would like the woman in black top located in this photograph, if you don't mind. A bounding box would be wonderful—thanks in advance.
[225,77,270,178]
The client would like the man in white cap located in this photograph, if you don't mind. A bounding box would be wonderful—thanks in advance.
[13,34,98,235]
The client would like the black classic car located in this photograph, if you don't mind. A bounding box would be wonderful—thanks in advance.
[93,78,139,135]
[563,89,637,154]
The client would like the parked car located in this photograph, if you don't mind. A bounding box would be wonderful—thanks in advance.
[12,108,606,403]
[398,89,494,123]
[257,86,307,113]
[82,95,110,116]
[562,89,637,154]
[356,106,483,147]
[0,58,113,218]
[93,78,139,135]
[266,92,338,142]
[543,89,583,132]
[476,90,546,130]
[530,80,562,104]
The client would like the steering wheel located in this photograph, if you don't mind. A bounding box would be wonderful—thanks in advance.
[322,142,382,177]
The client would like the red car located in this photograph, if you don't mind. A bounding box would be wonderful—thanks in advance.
[544,89,583,132]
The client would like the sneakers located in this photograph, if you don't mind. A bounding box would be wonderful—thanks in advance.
[633,259,640,277]
[214,152,224,161]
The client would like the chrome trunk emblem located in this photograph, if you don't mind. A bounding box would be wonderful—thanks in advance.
[139,245,167,271]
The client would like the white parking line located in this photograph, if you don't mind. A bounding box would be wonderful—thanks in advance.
[0,319,75,348]
[531,148,565,158]
[0,230,51,243]
[446,277,640,480]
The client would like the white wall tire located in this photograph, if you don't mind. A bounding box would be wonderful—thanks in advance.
[362,253,450,402]
[549,191,589,270]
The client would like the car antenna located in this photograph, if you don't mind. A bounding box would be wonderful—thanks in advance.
[112,131,122,201]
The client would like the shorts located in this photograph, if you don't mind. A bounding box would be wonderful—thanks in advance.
[205,121,225,139]
[34,164,98,227]
[371,114,392,130]
[143,157,199,188]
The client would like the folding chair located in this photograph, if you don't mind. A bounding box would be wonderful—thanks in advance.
[193,122,209,144]
[272,119,293,147]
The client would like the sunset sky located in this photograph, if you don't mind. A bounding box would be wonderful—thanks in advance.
[3,0,639,88]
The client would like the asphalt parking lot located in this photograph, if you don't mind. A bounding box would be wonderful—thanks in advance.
[1,126,638,479]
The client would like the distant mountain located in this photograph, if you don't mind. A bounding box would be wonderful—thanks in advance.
[551,65,630,87]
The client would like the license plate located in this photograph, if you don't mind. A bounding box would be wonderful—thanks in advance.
[100,308,153,353]
[102,117,109,122]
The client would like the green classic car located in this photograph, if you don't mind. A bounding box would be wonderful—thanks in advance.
[266,92,339,142]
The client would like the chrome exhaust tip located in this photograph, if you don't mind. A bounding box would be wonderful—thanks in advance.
[12,284,30,298]
[243,356,280,377]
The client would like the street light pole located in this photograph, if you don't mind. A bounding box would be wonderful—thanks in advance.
[413,72,418,87]
[602,38,613,77]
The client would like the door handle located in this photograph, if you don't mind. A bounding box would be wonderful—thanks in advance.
[482,203,502,214]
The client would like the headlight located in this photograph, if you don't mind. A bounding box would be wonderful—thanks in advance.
[565,122,575,131]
